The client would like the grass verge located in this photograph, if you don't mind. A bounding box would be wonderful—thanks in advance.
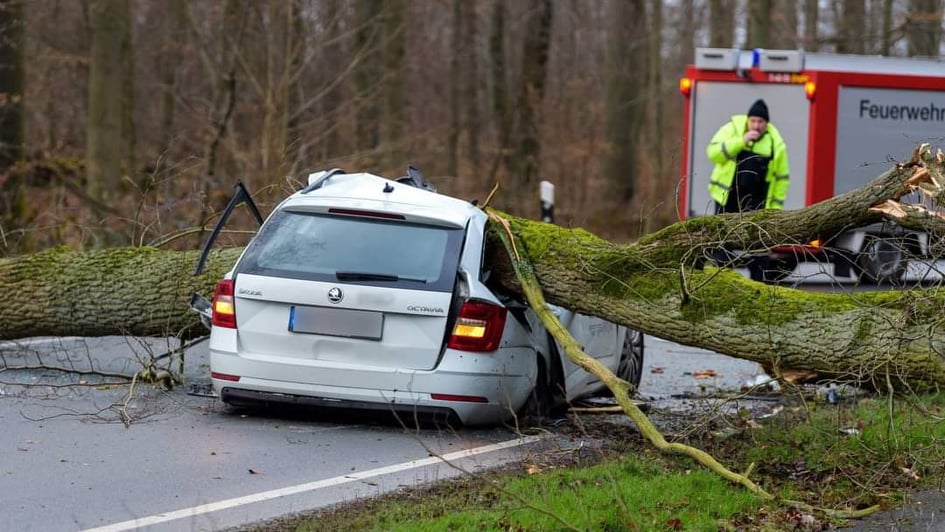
[253,391,945,531]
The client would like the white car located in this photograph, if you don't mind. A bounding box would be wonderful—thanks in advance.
[192,168,643,426]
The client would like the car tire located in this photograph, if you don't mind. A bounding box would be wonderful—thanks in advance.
[856,236,907,285]
[617,329,645,392]
[518,359,553,426]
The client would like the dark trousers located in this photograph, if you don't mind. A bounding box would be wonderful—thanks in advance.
[714,199,771,283]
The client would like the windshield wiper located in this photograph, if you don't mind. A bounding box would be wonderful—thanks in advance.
[335,271,427,283]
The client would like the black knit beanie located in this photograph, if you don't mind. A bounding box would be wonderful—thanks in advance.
[747,99,769,121]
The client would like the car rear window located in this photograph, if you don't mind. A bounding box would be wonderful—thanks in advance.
[236,209,464,292]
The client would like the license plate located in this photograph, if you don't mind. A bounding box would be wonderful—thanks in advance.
[289,306,384,340]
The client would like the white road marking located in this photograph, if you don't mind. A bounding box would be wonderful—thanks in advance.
[83,435,543,532]
[0,337,83,349]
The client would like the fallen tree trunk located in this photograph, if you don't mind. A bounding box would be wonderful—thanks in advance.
[0,247,240,339]
[2,146,945,387]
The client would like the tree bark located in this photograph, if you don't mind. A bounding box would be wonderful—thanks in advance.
[510,0,553,199]
[804,0,819,51]
[355,0,383,165]
[746,0,772,49]
[0,0,24,170]
[382,0,406,170]
[602,0,645,201]
[708,0,734,48]
[87,0,130,204]
[837,0,867,53]
[907,0,943,57]
[3,148,945,388]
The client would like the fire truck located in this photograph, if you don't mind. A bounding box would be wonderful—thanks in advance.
[680,48,945,283]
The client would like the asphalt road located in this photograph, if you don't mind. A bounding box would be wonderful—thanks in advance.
[0,264,940,531]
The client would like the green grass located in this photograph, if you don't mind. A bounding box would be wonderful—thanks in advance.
[274,392,945,532]
[296,456,758,532]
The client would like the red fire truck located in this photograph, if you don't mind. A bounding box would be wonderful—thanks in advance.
[680,48,945,283]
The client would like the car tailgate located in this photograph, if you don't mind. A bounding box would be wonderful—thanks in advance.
[232,274,452,370]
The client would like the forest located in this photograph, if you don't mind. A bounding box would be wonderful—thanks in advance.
[1,0,945,256]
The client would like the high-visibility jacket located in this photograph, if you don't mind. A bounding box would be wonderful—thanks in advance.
[706,115,790,210]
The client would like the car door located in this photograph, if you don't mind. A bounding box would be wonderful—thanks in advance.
[190,181,264,326]
[554,307,621,399]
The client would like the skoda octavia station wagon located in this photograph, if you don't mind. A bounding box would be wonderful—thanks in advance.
[192,168,644,426]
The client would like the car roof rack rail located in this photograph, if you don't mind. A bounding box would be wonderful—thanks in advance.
[302,168,346,193]
[396,165,436,192]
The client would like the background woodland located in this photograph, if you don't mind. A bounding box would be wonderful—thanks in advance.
[0,0,944,254]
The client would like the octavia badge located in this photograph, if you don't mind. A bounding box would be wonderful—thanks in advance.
[327,287,344,304]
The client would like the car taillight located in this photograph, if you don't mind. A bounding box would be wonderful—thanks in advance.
[447,300,507,352]
[211,279,237,328]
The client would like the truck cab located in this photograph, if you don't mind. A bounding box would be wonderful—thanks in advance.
[680,48,945,283]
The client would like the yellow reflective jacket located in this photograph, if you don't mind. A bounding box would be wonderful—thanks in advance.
[706,115,790,210]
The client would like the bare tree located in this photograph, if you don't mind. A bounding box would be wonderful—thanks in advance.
[603,0,645,201]
[447,0,463,177]
[509,0,554,199]
[462,0,481,174]
[709,0,735,48]
[804,0,819,50]
[382,0,406,171]
[907,0,943,57]
[881,0,895,55]
[87,0,132,204]
[747,0,772,49]
[771,0,799,48]
[355,0,383,167]
[837,0,867,53]
[0,0,24,170]
[489,0,511,182]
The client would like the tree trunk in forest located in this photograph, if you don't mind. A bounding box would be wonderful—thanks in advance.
[462,0,481,175]
[510,0,553,199]
[382,0,405,171]
[489,0,511,182]
[880,0,895,55]
[319,0,345,161]
[0,0,24,170]
[156,0,186,183]
[355,0,383,166]
[837,0,867,54]
[4,147,945,390]
[447,0,462,177]
[907,0,943,57]
[708,0,734,48]
[87,0,130,204]
[804,0,819,51]
[0,0,26,250]
[603,0,645,201]
[645,0,664,227]
[771,0,798,49]
[746,0,772,49]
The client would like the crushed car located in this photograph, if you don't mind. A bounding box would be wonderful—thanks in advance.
[191,167,644,426]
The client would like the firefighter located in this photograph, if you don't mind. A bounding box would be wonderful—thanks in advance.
[706,99,790,281]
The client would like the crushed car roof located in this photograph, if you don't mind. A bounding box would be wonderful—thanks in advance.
[282,171,485,228]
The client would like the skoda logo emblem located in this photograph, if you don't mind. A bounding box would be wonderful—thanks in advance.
[327,287,344,304]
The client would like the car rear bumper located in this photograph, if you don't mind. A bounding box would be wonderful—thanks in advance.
[209,345,538,426]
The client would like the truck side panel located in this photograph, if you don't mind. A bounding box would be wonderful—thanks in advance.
[687,82,809,217]
[835,86,945,195]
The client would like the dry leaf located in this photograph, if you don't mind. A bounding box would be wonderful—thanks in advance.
[693,370,718,378]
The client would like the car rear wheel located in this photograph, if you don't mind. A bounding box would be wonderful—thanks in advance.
[517,358,555,426]
[617,329,644,392]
